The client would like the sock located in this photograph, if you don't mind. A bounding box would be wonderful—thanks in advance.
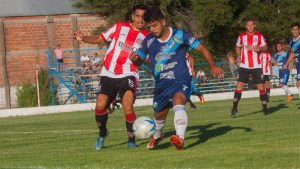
[298,87,300,99]
[125,112,136,143]
[153,119,165,139]
[282,85,292,96]
[233,90,242,110]
[266,88,270,97]
[259,90,267,110]
[95,108,108,137]
[173,105,188,139]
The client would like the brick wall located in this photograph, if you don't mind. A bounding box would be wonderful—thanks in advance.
[0,14,107,108]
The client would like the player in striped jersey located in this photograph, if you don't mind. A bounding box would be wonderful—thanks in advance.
[231,18,269,117]
[274,42,293,101]
[284,22,300,106]
[73,4,149,150]
[261,52,272,102]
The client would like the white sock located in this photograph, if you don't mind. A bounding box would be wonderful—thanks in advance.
[282,85,292,96]
[298,87,300,99]
[173,105,188,139]
[153,119,165,139]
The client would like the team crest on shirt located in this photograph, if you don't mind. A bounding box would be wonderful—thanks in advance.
[253,37,258,45]
[172,36,183,44]
[128,79,134,88]
[189,37,196,45]
[136,37,143,45]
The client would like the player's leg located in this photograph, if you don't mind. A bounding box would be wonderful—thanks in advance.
[280,70,293,101]
[118,76,137,149]
[170,91,188,150]
[252,69,268,116]
[95,77,117,150]
[264,75,271,102]
[231,68,248,117]
[296,64,300,103]
[147,106,169,149]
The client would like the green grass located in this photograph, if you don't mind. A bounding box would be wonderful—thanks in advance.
[0,95,300,169]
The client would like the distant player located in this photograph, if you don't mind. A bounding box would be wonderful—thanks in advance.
[130,7,221,150]
[230,18,269,117]
[274,42,293,101]
[73,4,149,150]
[261,52,272,102]
[186,53,204,109]
[284,22,300,105]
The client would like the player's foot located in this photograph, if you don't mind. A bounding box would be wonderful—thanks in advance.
[266,96,270,102]
[263,108,269,116]
[190,105,197,109]
[95,129,109,150]
[170,135,184,150]
[230,109,238,118]
[127,141,137,149]
[287,95,293,102]
[147,132,164,149]
[199,94,205,104]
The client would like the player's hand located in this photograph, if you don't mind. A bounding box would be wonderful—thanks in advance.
[192,70,196,78]
[73,31,83,41]
[210,66,222,77]
[129,52,138,61]
[253,45,261,53]
[283,64,288,69]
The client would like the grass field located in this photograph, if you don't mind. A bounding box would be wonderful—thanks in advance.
[0,95,300,169]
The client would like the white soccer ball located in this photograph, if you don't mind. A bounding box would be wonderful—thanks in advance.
[133,116,156,139]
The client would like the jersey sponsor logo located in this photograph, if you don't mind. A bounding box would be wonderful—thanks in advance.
[155,62,177,73]
[128,79,134,89]
[136,37,143,45]
[159,71,175,79]
[153,102,158,108]
[118,41,138,52]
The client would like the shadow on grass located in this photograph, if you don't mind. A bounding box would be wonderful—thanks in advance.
[148,123,252,150]
[236,103,289,118]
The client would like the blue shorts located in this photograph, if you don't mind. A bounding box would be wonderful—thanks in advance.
[190,78,201,95]
[296,62,300,80]
[279,69,290,85]
[153,79,191,113]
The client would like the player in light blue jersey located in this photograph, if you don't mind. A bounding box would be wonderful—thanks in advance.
[284,22,300,105]
[129,7,222,150]
[274,42,293,101]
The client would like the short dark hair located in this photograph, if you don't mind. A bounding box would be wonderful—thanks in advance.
[276,41,283,46]
[291,22,300,29]
[143,6,165,23]
[246,18,256,24]
[131,4,148,14]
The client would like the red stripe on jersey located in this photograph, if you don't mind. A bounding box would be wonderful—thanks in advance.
[257,35,262,65]
[247,35,254,67]
[100,34,107,43]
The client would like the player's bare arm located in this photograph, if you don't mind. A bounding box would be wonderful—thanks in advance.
[283,52,294,69]
[236,46,241,63]
[254,44,267,53]
[195,44,221,76]
[73,30,104,44]
[129,52,145,66]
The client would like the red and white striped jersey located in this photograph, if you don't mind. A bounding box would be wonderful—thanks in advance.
[261,52,271,75]
[100,22,149,78]
[236,32,266,69]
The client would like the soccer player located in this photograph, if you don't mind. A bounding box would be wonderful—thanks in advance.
[261,51,272,102]
[230,18,268,117]
[73,4,149,150]
[284,22,300,105]
[129,7,221,150]
[274,42,293,101]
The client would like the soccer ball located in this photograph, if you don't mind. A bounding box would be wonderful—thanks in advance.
[133,116,156,139]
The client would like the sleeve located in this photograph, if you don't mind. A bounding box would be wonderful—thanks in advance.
[80,57,83,62]
[236,35,242,47]
[100,23,118,42]
[182,30,201,50]
[260,35,267,47]
[136,37,149,59]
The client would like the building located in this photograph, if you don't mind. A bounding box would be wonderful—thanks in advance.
[0,0,106,108]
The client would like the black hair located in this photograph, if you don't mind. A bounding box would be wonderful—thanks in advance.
[131,4,148,14]
[143,6,165,23]
[246,18,256,24]
[291,22,300,29]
